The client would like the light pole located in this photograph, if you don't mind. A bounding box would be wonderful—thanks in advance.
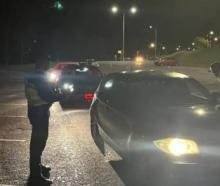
[111,5,138,62]
[207,30,215,48]
[148,25,158,58]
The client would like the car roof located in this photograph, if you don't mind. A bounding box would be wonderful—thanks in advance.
[107,70,189,80]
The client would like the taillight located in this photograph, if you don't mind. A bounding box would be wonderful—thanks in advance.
[84,93,94,100]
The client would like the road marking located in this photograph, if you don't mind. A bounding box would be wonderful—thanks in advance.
[0,115,26,118]
[0,139,26,142]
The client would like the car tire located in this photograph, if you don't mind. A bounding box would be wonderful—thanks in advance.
[91,113,106,155]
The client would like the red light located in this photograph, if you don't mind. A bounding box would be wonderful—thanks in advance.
[84,93,94,100]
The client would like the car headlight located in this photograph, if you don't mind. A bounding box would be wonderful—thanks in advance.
[154,138,199,157]
[47,72,58,82]
[63,83,74,92]
[135,56,144,65]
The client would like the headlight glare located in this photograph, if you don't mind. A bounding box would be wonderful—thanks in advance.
[47,72,58,82]
[63,83,74,92]
[154,138,199,157]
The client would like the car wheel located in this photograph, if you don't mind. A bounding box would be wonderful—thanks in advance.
[91,113,105,155]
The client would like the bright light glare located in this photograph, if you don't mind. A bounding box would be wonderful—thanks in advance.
[214,37,219,42]
[135,56,144,65]
[194,108,206,116]
[111,6,118,14]
[149,25,153,29]
[162,46,166,50]
[169,139,189,156]
[118,50,122,54]
[154,138,199,157]
[130,7,137,14]
[63,83,74,92]
[105,80,113,88]
[150,43,155,48]
[210,31,214,35]
[167,72,188,79]
[63,83,69,90]
[47,72,57,82]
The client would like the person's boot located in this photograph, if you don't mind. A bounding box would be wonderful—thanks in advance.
[40,164,51,178]
[28,165,52,185]
[28,174,52,185]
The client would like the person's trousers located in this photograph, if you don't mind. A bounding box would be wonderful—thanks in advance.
[28,105,50,174]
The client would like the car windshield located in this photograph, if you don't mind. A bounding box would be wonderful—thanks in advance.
[62,65,102,76]
[127,78,210,106]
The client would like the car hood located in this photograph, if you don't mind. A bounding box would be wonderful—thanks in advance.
[131,104,220,141]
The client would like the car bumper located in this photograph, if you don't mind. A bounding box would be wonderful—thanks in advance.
[130,151,220,180]
[133,149,220,169]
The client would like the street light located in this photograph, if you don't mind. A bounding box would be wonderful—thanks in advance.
[130,7,137,14]
[192,42,195,46]
[162,46,166,50]
[210,31,214,36]
[214,37,219,42]
[111,6,119,14]
[111,5,138,62]
[147,25,158,58]
[150,42,155,48]
[207,30,215,48]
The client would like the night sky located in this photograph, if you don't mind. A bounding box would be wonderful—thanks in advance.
[1,0,220,63]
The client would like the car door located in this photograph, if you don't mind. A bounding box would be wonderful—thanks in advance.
[100,78,132,151]
[95,78,117,143]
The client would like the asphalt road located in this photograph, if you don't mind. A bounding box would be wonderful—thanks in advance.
[1,64,220,186]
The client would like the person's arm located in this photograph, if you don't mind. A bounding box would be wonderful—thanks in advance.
[36,75,64,103]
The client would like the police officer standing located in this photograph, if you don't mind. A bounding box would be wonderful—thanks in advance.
[25,59,64,185]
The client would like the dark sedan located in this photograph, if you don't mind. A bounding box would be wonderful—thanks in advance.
[59,64,103,106]
[90,70,220,172]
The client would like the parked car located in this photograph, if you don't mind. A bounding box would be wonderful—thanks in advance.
[90,70,220,173]
[59,64,103,105]
[47,62,79,82]
[155,58,177,66]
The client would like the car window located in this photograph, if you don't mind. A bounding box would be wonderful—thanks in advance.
[126,78,209,107]
[98,77,129,109]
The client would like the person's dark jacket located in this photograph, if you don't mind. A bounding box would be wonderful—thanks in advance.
[25,70,64,106]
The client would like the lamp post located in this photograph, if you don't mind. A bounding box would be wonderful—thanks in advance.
[207,30,215,48]
[111,5,138,62]
[148,25,158,58]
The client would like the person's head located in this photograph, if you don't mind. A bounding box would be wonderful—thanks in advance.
[35,59,50,71]
[210,63,220,77]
